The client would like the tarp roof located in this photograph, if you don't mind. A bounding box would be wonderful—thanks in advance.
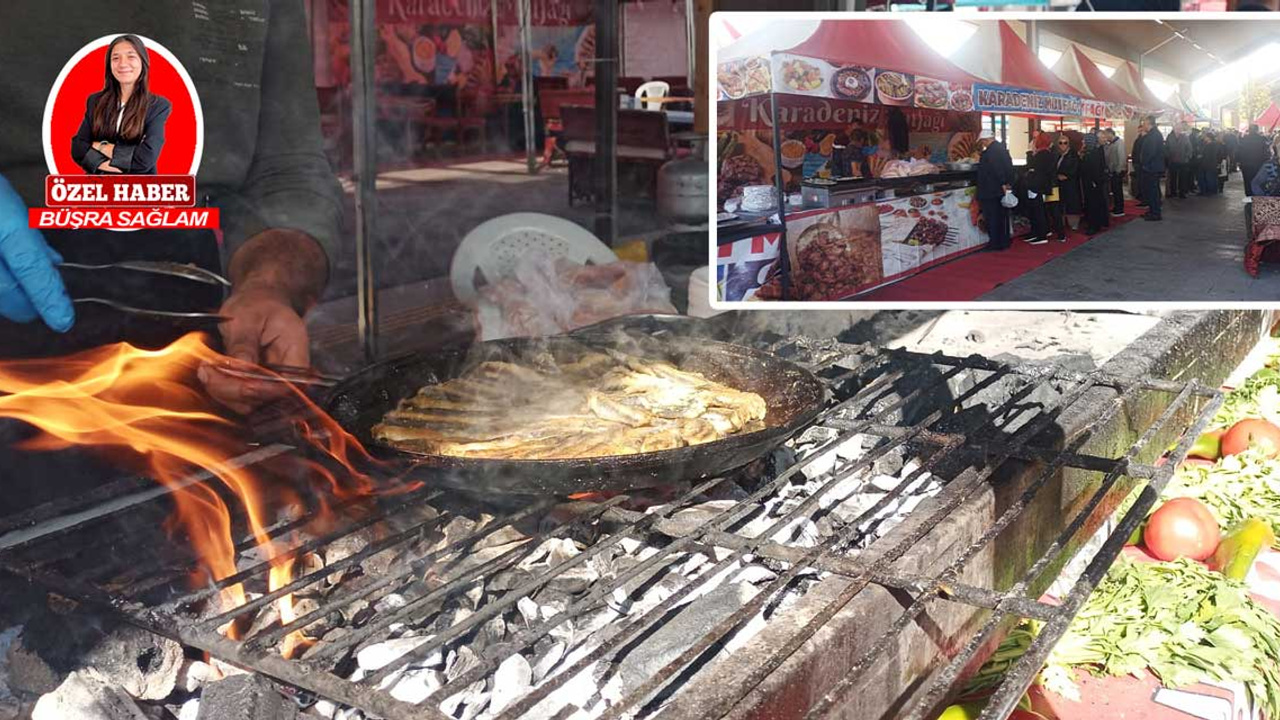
[1174,92,1210,121]
[717,20,819,63]
[1257,102,1280,132]
[782,20,986,86]
[1049,45,1142,108]
[1112,62,1181,114]
[950,21,1084,98]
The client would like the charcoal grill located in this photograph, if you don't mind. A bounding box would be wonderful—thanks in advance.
[0,336,1223,720]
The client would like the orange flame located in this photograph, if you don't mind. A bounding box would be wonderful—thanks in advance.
[0,333,389,655]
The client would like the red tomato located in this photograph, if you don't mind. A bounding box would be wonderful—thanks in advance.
[1143,497,1220,561]
[1221,418,1280,458]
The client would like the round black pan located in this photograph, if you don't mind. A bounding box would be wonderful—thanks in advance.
[322,318,827,496]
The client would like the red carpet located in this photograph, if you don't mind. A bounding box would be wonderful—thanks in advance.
[860,199,1144,301]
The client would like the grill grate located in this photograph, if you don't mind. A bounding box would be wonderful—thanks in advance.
[0,338,1221,720]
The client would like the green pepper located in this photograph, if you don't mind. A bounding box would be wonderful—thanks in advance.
[1187,429,1224,461]
[1210,517,1276,580]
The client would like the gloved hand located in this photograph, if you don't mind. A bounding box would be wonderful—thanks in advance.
[0,174,74,332]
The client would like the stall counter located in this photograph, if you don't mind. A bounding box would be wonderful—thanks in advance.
[717,184,988,302]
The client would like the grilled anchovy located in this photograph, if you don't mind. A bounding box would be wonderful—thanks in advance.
[371,352,767,460]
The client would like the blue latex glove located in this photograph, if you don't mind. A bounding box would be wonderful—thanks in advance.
[0,174,73,332]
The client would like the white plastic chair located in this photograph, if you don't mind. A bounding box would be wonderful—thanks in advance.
[635,81,670,112]
[450,213,618,305]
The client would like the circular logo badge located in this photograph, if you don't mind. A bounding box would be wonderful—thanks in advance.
[42,34,203,177]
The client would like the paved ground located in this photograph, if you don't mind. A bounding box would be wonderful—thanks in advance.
[981,172,1280,301]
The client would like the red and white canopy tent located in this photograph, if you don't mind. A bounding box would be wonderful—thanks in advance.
[1112,61,1183,118]
[949,21,1086,104]
[1254,102,1280,133]
[717,19,988,105]
[780,19,988,89]
[1049,44,1143,121]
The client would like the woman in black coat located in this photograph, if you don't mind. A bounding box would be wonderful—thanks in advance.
[1025,134,1058,243]
[1055,134,1083,234]
[1080,132,1110,234]
[70,34,171,175]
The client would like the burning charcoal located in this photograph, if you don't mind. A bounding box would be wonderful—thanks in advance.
[546,565,598,595]
[870,474,902,493]
[835,435,866,461]
[614,583,758,700]
[516,597,540,628]
[356,636,434,673]
[488,654,532,715]
[446,646,481,683]
[32,669,149,720]
[4,633,59,696]
[194,674,296,720]
[487,568,533,593]
[439,679,487,720]
[873,448,905,476]
[479,616,506,647]
[531,641,567,684]
[440,516,478,547]
[322,534,371,586]
[373,593,407,614]
[651,500,737,537]
[800,447,839,479]
[462,581,485,610]
[176,660,216,694]
[474,525,529,550]
[174,697,199,720]
[388,666,443,704]
[733,565,778,585]
[702,479,750,502]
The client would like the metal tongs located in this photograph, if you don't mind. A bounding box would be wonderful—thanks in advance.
[207,359,342,388]
[59,261,232,322]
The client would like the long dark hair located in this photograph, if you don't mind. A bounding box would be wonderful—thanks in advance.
[91,35,150,143]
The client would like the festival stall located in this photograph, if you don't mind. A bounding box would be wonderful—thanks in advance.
[716,21,1003,302]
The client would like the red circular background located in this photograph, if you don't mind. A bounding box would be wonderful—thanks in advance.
[48,40,199,175]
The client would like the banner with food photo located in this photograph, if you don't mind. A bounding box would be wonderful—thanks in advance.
[717,56,773,100]
[716,233,783,302]
[773,54,832,96]
[783,205,885,301]
[912,76,951,111]
[873,69,914,107]
[876,186,984,281]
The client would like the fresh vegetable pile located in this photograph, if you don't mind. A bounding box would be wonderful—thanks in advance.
[946,352,1280,720]
[1166,446,1280,546]
[1049,557,1280,716]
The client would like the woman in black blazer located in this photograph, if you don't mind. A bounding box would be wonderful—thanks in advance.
[71,34,171,175]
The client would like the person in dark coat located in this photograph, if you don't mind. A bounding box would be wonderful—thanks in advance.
[1024,133,1056,245]
[1080,130,1109,234]
[1225,129,1239,174]
[1197,130,1221,196]
[1139,116,1166,221]
[1164,123,1191,200]
[1055,133,1082,235]
[1240,124,1272,197]
[1131,127,1147,204]
[1102,127,1127,216]
[976,129,1015,251]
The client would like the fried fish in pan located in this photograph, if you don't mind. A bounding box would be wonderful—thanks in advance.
[371,352,767,460]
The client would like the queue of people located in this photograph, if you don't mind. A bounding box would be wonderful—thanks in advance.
[982,119,1280,254]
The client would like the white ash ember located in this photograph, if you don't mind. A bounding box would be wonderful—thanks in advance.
[66,422,951,720]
